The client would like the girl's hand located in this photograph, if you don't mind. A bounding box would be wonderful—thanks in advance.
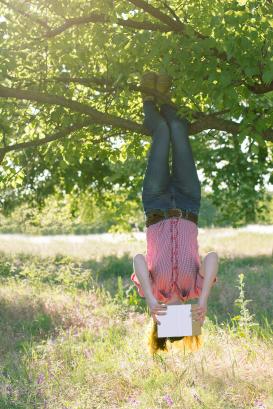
[147,298,167,325]
[191,299,207,326]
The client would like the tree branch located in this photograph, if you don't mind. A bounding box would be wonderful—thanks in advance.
[50,75,179,110]
[0,85,272,150]
[8,74,235,121]
[0,119,93,163]
[0,2,170,37]
[161,1,183,23]
[44,13,170,37]
[0,118,116,164]
[30,0,204,40]
[0,84,146,134]
[127,0,241,65]
[246,80,273,94]
[127,0,206,38]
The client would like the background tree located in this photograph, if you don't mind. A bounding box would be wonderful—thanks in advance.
[0,0,272,226]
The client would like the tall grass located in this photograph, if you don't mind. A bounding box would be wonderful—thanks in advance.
[0,230,272,408]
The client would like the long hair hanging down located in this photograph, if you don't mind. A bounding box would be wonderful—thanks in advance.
[147,319,203,354]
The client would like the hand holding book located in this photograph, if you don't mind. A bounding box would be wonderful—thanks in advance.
[191,298,208,325]
[157,304,202,338]
[147,298,167,325]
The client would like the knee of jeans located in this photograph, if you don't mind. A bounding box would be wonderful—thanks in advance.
[144,117,169,135]
[155,118,169,134]
[170,119,189,134]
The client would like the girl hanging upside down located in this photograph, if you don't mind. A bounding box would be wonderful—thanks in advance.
[131,72,219,354]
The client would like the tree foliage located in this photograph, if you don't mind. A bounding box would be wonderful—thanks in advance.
[0,0,272,225]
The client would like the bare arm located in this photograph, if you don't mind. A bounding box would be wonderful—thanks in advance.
[199,251,219,302]
[192,251,219,325]
[133,254,155,303]
[133,254,167,324]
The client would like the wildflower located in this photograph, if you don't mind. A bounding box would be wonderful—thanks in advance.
[192,391,203,405]
[127,396,140,406]
[84,348,92,358]
[37,373,45,385]
[254,399,266,409]
[163,395,174,406]
[6,384,13,394]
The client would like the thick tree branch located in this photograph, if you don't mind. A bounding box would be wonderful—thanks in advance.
[0,119,94,163]
[161,1,182,23]
[44,2,186,37]
[127,0,206,38]
[1,2,170,36]
[0,118,117,164]
[48,74,273,104]
[9,74,234,120]
[10,74,233,121]
[189,116,244,137]
[35,1,204,40]
[45,13,170,37]
[0,85,272,148]
[50,75,179,110]
[246,80,273,94]
[0,84,145,134]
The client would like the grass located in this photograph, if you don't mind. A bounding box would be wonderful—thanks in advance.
[0,228,272,408]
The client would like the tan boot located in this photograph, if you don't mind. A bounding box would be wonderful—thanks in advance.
[140,71,157,102]
[156,73,172,104]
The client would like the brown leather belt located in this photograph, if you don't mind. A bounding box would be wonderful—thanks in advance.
[145,208,198,227]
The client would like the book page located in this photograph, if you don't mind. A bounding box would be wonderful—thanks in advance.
[157,304,197,338]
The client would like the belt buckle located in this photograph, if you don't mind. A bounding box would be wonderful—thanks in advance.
[184,209,189,219]
[169,208,179,219]
[147,209,163,217]
[177,208,182,218]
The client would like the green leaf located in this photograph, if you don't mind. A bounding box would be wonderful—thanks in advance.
[262,68,273,85]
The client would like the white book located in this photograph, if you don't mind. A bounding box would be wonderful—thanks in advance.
[157,304,201,338]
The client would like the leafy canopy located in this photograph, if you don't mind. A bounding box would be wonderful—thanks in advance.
[0,0,272,225]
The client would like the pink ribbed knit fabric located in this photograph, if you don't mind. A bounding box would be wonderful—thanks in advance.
[131,218,217,302]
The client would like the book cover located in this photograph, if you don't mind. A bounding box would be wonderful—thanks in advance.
[157,304,201,338]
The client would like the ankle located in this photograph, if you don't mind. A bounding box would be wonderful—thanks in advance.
[156,73,172,105]
[141,71,157,103]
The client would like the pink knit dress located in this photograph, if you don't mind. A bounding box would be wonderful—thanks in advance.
[131,218,217,303]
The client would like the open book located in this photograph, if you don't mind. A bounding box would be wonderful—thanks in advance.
[157,304,201,338]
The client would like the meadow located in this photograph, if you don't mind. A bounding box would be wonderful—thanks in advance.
[0,227,272,409]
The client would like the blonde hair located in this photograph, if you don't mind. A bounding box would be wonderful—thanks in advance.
[147,319,203,354]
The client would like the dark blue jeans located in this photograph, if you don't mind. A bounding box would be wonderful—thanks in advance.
[142,101,201,215]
